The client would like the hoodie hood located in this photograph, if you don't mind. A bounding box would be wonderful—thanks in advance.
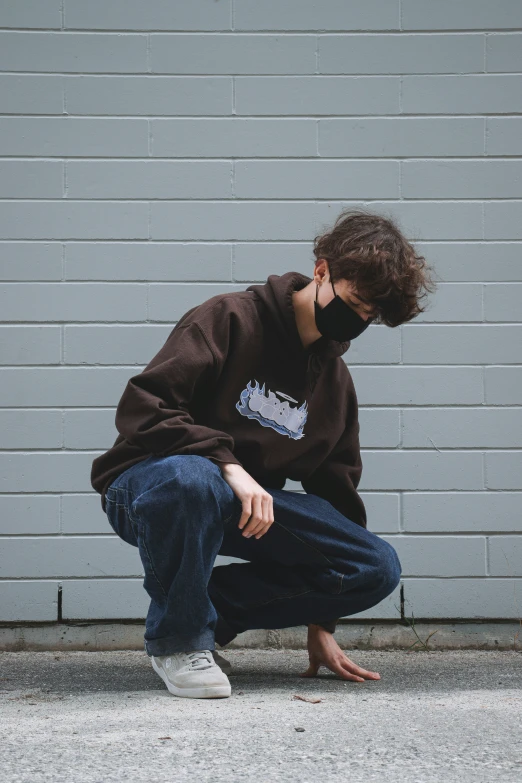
[245,271,351,361]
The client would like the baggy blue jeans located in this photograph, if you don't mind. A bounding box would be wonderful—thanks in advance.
[104,454,402,657]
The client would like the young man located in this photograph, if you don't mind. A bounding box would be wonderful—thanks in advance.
[91,208,436,699]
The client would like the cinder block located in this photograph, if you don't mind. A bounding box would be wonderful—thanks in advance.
[67,160,232,199]
[234,160,399,199]
[485,367,522,405]
[0,409,62,448]
[407,282,482,322]
[403,492,522,533]
[0,367,134,407]
[358,409,400,448]
[151,118,317,158]
[360,493,400,534]
[0,283,147,321]
[61,578,149,620]
[319,118,485,157]
[0,161,63,199]
[234,0,400,31]
[486,33,522,72]
[0,74,62,114]
[402,75,522,114]
[316,200,483,240]
[0,536,143,578]
[485,202,522,240]
[485,283,522,322]
[0,0,62,29]
[151,34,315,74]
[151,201,319,240]
[0,495,60,535]
[235,76,400,116]
[402,325,522,365]
[148,282,241,321]
[65,75,232,116]
[390,535,486,577]
[487,118,522,155]
[358,450,483,492]
[0,581,58,622]
[234,242,319,281]
[0,117,149,157]
[402,578,521,619]
[65,242,232,282]
[486,452,522,491]
[0,325,61,364]
[488,536,522,577]
[0,452,101,493]
[319,34,483,74]
[0,202,149,240]
[402,0,522,30]
[0,32,148,72]
[64,324,170,364]
[62,492,115,535]
[0,243,63,281]
[402,161,522,199]
[414,242,522,282]
[64,0,232,31]
[350,366,483,404]
[63,409,119,450]
[402,408,522,449]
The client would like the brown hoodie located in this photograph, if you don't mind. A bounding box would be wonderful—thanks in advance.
[91,271,367,532]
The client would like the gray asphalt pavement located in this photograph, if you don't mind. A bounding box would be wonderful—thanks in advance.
[1,649,521,782]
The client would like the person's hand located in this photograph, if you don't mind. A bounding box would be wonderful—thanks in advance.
[300,624,381,682]
[220,463,274,540]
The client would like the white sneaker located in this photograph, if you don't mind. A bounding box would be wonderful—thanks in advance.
[151,649,231,699]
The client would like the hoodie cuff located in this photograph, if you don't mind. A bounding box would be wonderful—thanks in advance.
[205,449,243,469]
[309,619,338,634]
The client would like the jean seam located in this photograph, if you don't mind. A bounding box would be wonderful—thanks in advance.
[272,518,336,568]
[127,502,170,601]
[248,587,315,608]
[105,499,127,509]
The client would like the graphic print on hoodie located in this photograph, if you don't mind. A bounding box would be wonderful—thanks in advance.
[236,379,308,440]
[90,271,367,529]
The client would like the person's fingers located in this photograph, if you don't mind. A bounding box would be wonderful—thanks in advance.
[242,494,272,537]
[241,493,262,536]
[330,660,366,681]
[237,498,252,530]
[253,497,274,538]
[339,656,381,679]
[243,493,262,535]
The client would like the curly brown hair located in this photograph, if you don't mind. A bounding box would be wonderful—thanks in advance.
[313,208,438,327]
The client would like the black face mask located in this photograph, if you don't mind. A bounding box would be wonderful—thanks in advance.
[313,279,374,342]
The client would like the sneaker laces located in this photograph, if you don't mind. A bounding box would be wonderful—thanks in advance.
[186,650,214,670]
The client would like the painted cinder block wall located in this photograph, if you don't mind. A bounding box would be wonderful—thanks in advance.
[1,0,521,626]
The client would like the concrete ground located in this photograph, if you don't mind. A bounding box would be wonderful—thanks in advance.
[1,649,521,782]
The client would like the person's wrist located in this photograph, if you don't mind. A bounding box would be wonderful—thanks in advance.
[220,462,243,474]
[219,462,244,476]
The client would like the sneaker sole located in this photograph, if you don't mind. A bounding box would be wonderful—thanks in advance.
[151,657,232,699]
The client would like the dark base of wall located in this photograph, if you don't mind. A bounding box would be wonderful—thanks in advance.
[0,620,520,652]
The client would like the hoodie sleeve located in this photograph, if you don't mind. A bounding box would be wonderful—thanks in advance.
[300,384,367,530]
[302,387,367,636]
[114,320,242,468]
